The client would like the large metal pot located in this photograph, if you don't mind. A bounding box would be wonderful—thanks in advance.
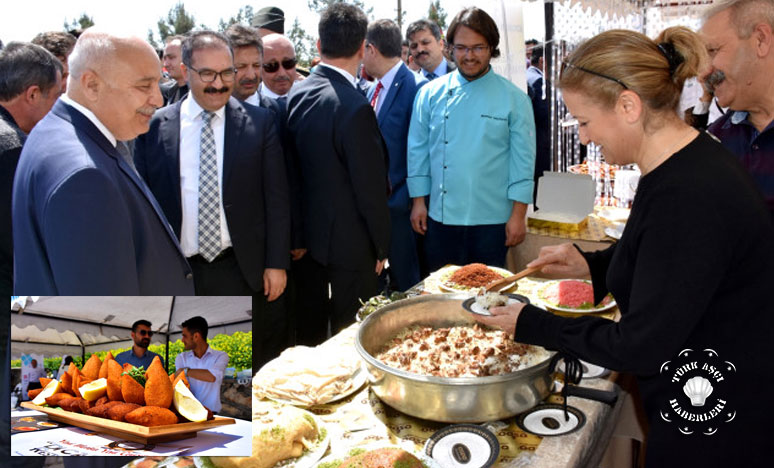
[356,294,554,423]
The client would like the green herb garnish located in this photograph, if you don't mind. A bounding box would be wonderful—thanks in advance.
[121,366,146,386]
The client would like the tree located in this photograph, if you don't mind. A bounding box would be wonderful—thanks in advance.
[287,17,318,69]
[63,13,95,32]
[428,0,447,31]
[218,5,255,32]
[308,0,373,18]
[151,2,197,46]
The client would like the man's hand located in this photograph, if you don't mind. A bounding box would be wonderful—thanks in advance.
[471,301,526,336]
[375,258,387,275]
[410,197,428,235]
[527,243,591,279]
[263,268,287,302]
[505,202,527,246]
[290,248,307,261]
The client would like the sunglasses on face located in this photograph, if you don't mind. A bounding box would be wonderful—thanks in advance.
[136,329,154,337]
[262,58,297,73]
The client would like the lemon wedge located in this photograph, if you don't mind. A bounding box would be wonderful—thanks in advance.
[79,378,107,401]
[32,379,61,405]
[173,379,208,422]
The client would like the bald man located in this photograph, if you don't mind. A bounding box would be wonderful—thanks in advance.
[259,33,297,100]
[12,30,194,294]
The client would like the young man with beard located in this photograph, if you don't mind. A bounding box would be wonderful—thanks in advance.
[174,316,228,414]
[700,0,774,219]
[115,320,164,369]
[407,7,536,271]
[134,31,290,296]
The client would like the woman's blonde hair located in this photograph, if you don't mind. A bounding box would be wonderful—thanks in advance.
[559,27,708,117]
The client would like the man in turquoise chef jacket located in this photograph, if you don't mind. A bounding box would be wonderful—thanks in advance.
[407,7,536,271]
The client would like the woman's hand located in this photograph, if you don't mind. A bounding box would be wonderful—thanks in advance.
[527,243,591,279]
[472,301,527,335]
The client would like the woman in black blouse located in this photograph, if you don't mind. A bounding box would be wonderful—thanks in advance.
[476,26,774,468]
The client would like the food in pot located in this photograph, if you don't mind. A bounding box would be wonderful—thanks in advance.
[447,263,505,289]
[376,324,550,377]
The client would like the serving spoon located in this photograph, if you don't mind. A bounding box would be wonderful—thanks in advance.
[484,266,540,292]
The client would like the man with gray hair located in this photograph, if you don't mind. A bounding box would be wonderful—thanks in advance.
[12,30,194,294]
[700,0,774,219]
[0,42,63,296]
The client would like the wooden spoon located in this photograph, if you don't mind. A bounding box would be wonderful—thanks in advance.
[485,266,540,292]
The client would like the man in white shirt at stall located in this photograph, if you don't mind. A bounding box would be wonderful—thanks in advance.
[174,316,229,413]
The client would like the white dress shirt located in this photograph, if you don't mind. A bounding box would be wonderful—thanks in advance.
[259,82,289,100]
[244,91,261,106]
[60,94,117,147]
[373,60,402,115]
[179,95,232,258]
[317,62,358,88]
[175,346,229,412]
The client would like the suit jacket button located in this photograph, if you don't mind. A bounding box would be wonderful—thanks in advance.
[185,273,193,280]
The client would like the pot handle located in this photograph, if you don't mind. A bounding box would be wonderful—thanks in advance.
[564,385,618,406]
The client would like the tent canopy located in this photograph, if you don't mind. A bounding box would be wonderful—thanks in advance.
[10,296,252,360]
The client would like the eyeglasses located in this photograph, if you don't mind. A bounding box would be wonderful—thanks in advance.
[561,61,629,90]
[262,58,297,73]
[136,330,154,337]
[188,65,236,83]
[451,44,490,56]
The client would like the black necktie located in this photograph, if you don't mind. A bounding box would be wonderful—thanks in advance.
[426,72,438,80]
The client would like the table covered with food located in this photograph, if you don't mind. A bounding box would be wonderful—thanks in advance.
[238,264,625,468]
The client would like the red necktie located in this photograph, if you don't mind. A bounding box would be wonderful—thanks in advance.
[370,81,383,109]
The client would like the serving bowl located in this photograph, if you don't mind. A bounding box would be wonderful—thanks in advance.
[356,294,554,423]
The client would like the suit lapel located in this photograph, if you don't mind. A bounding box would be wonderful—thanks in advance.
[54,100,188,259]
[222,98,245,193]
[377,65,408,121]
[161,105,183,216]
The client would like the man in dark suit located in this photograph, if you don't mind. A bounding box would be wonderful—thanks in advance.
[12,31,194,294]
[161,35,189,106]
[134,31,290,297]
[363,19,427,292]
[1,43,63,297]
[287,3,390,344]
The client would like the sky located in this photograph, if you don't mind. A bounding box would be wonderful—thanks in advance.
[1,0,545,44]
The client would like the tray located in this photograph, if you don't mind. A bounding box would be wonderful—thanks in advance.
[20,402,235,444]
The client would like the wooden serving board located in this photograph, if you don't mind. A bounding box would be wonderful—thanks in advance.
[20,402,235,444]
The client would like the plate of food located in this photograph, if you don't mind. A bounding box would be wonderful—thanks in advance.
[254,345,366,406]
[461,293,530,316]
[205,404,329,468]
[356,291,409,322]
[536,279,616,314]
[438,264,515,293]
[316,445,442,468]
[20,353,231,444]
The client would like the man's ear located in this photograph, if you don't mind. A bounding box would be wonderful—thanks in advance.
[752,22,773,58]
[24,85,42,105]
[80,69,102,102]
